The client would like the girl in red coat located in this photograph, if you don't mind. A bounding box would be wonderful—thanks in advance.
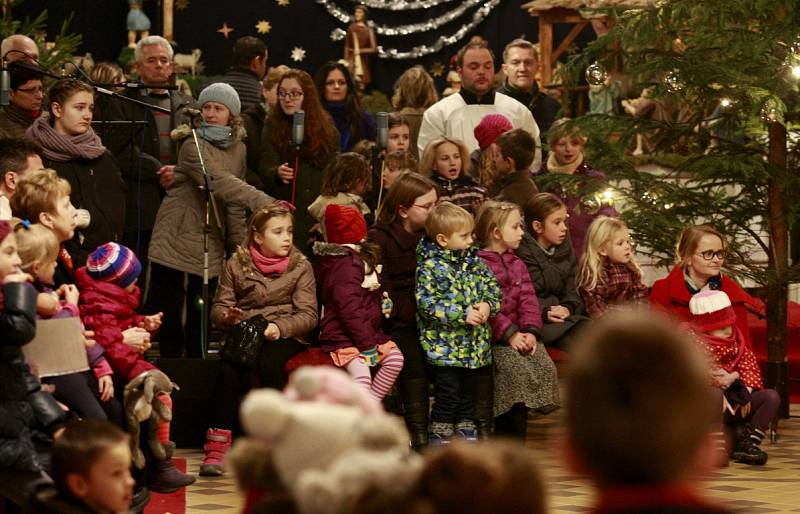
[649,225,762,348]
[75,242,195,493]
[475,201,559,441]
[689,290,779,466]
[313,204,404,401]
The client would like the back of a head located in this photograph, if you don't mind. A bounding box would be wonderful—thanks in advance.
[566,313,716,486]
[232,36,267,68]
[495,128,535,171]
[405,441,545,514]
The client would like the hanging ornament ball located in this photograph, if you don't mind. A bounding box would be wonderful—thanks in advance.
[585,62,608,86]
[664,70,684,93]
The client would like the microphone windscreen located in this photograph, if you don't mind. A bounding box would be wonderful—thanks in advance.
[377,111,388,149]
[292,110,305,146]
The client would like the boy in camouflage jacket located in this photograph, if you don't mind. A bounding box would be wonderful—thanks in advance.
[416,202,502,443]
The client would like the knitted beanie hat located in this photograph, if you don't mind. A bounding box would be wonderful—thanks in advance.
[689,290,737,332]
[474,113,512,151]
[87,242,142,288]
[199,82,241,117]
[323,204,367,245]
[0,221,11,245]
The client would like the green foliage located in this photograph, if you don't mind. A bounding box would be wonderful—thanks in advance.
[0,0,81,71]
[563,0,800,287]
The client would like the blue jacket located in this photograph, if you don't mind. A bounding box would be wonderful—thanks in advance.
[415,237,502,368]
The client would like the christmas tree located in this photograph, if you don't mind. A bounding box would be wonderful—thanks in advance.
[564,0,798,414]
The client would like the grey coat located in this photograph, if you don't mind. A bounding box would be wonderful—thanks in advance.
[516,232,589,344]
[149,129,275,278]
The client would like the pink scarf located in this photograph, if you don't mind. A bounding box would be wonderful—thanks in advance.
[249,244,289,275]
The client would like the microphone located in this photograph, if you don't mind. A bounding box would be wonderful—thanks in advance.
[377,111,388,149]
[291,110,305,146]
[0,60,9,107]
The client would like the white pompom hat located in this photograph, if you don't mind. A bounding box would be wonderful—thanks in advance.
[689,289,737,332]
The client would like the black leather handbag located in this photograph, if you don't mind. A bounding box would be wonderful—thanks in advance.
[220,314,269,370]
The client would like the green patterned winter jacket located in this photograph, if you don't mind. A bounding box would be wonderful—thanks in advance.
[415,237,502,368]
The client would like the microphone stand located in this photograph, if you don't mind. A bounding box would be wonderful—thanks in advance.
[371,145,386,219]
[192,128,223,360]
[291,144,300,207]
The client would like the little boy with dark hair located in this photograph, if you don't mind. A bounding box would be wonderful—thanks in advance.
[490,128,539,207]
[27,419,134,514]
[565,313,730,513]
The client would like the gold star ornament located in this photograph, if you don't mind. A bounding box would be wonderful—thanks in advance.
[176,0,190,10]
[256,20,272,34]
[430,61,444,77]
[217,22,234,39]
[276,0,290,5]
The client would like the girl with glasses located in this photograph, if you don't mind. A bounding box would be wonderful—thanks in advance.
[650,224,762,350]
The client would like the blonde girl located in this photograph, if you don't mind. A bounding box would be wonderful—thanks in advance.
[577,217,648,318]
[420,137,487,216]
[475,201,560,440]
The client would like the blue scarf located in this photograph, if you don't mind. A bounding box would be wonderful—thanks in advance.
[195,122,234,148]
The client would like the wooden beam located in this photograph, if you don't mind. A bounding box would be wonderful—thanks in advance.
[539,14,554,86]
[163,0,174,42]
[552,20,588,62]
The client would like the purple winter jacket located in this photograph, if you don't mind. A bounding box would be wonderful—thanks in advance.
[313,242,392,353]
[478,249,543,344]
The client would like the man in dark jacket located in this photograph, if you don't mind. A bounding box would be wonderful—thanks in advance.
[497,38,561,137]
[94,35,193,293]
[220,36,268,112]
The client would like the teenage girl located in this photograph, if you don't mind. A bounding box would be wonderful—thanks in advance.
[420,137,487,216]
[367,171,438,449]
[475,201,560,440]
[577,217,649,318]
[516,193,590,351]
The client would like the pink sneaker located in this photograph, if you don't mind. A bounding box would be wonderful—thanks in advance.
[199,428,232,476]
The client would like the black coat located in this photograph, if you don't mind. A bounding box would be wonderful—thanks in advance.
[94,89,194,233]
[0,283,66,473]
[368,221,421,332]
[44,152,127,268]
[497,81,561,136]
[516,232,589,344]
[25,485,97,514]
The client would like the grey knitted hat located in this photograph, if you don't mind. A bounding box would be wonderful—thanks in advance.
[199,82,241,116]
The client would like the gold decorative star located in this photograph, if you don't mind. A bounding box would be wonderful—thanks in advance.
[217,22,234,39]
[290,46,306,62]
[276,0,290,5]
[255,20,272,34]
[430,61,444,77]
[176,0,189,10]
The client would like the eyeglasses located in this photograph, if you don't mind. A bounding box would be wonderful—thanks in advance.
[411,201,437,211]
[696,249,725,261]
[15,86,44,94]
[278,90,303,100]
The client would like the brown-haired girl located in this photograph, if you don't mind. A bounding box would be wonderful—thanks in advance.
[207,204,318,477]
[516,192,590,350]
[475,201,559,440]
[650,224,761,348]
[308,152,372,227]
[368,172,438,449]
[26,78,126,271]
[260,68,340,255]
[420,137,487,216]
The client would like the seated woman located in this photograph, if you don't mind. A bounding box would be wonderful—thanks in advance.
[649,224,762,348]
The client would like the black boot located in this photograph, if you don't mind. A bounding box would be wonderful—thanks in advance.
[732,425,768,465]
[397,378,430,451]
[473,371,494,440]
[494,404,529,442]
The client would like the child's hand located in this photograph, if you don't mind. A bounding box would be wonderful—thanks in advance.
[98,375,114,402]
[122,327,151,353]
[359,346,380,367]
[141,312,163,332]
[547,305,569,323]
[3,271,32,284]
[711,368,739,388]
[509,332,530,354]
[476,302,491,320]
[36,292,60,317]
[523,333,538,355]
[83,330,96,348]
[381,292,393,318]
[263,323,281,341]
[221,307,243,326]
[466,306,484,326]
[277,163,295,183]
[57,284,80,305]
